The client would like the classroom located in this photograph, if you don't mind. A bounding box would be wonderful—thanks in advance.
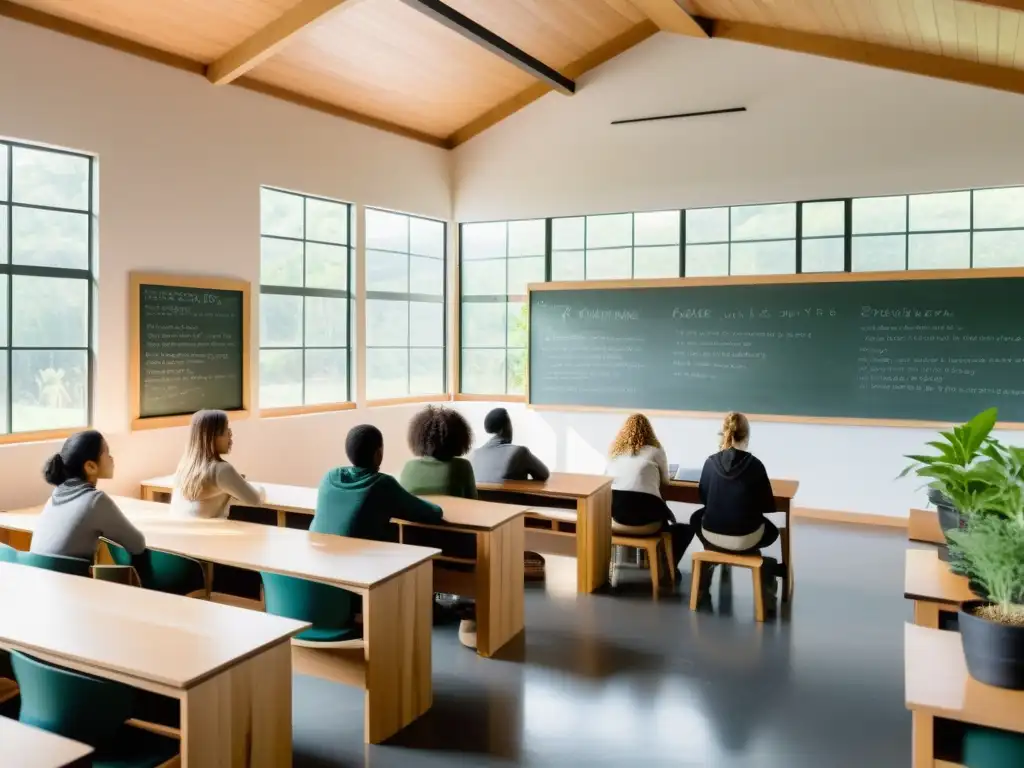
[1,0,1024,766]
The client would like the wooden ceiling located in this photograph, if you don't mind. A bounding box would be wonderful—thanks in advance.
[3,0,1024,149]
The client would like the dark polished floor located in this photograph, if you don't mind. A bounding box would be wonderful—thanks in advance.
[293,523,912,767]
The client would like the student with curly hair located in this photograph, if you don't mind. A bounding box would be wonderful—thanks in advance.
[400,405,477,498]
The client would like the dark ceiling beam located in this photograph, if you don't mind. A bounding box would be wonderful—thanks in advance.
[396,0,575,95]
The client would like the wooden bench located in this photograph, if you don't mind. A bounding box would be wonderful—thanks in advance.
[689,550,768,622]
[611,531,675,596]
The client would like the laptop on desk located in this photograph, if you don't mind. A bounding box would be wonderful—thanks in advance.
[673,467,702,483]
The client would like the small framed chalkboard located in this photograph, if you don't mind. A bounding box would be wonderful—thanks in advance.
[130,273,251,430]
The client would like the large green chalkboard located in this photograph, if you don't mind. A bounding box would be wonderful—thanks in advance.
[136,279,247,420]
[529,273,1024,423]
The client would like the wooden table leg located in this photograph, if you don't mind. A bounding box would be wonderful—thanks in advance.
[140,486,156,502]
[912,710,934,768]
[575,485,612,594]
[181,639,292,767]
[475,518,525,658]
[363,560,433,744]
[913,601,940,629]
[780,505,794,603]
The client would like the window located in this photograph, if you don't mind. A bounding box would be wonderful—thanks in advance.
[685,204,796,276]
[551,211,680,281]
[0,140,93,435]
[259,187,351,410]
[365,208,446,400]
[460,220,544,395]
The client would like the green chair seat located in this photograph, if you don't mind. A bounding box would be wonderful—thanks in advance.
[260,571,361,643]
[17,551,91,577]
[107,543,206,596]
[964,725,1024,767]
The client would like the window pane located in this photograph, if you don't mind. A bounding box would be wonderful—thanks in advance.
[634,211,679,246]
[366,209,409,252]
[507,256,544,294]
[685,244,728,276]
[731,203,795,241]
[586,214,632,248]
[730,240,795,275]
[633,246,678,278]
[13,276,88,347]
[852,235,906,271]
[0,148,7,201]
[462,302,505,347]
[586,247,631,280]
[367,348,408,399]
[305,198,348,244]
[910,191,970,232]
[259,293,302,347]
[304,348,348,405]
[366,299,408,346]
[507,349,526,394]
[260,188,303,238]
[462,260,505,296]
[974,230,1024,267]
[260,349,302,408]
[974,187,1024,229]
[260,237,303,287]
[853,196,906,234]
[0,355,7,434]
[552,217,584,250]
[12,207,89,269]
[305,296,347,347]
[0,275,7,345]
[305,243,348,291]
[508,219,545,256]
[551,250,583,280]
[507,301,527,348]
[410,255,443,296]
[410,301,443,347]
[12,349,87,432]
[410,217,443,258]
[462,222,506,259]
[0,206,7,263]
[686,208,728,243]
[366,250,408,292]
[410,348,443,394]
[908,232,970,269]
[462,349,505,394]
[802,238,845,272]
[803,201,844,237]
[12,147,89,210]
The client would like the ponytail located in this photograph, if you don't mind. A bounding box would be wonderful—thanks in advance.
[42,430,106,486]
[43,453,68,485]
[720,412,750,451]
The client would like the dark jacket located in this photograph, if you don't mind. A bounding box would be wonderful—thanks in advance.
[400,457,478,499]
[470,436,550,483]
[312,467,443,542]
[698,448,776,537]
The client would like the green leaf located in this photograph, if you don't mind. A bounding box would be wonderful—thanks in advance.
[964,408,999,456]
[925,441,959,462]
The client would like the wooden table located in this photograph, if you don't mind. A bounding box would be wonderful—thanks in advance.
[909,508,945,546]
[904,548,974,629]
[0,499,439,745]
[0,716,94,768]
[0,561,308,767]
[475,473,613,594]
[906,623,1024,767]
[663,477,800,601]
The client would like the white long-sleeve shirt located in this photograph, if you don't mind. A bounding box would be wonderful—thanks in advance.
[170,461,265,519]
[606,445,670,499]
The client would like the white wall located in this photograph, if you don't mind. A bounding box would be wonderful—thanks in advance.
[452,32,1024,519]
[0,17,451,508]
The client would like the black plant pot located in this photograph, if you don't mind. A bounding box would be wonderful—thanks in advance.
[959,599,1024,690]
[928,488,965,563]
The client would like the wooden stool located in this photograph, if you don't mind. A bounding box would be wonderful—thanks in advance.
[611,532,676,596]
[689,550,767,622]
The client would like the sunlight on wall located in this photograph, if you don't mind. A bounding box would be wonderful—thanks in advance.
[566,427,605,474]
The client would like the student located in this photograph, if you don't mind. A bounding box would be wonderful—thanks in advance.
[313,424,443,540]
[400,406,477,498]
[171,409,265,519]
[606,413,692,572]
[470,407,549,483]
[31,430,146,560]
[690,412,779,603]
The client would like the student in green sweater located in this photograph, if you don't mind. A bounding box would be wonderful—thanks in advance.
[312,424,443,540]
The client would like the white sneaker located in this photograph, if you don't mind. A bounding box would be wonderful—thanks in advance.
[458,620,477,650]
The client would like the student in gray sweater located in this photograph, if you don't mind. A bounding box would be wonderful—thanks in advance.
[31,430,146,561]
[470,408,549,483]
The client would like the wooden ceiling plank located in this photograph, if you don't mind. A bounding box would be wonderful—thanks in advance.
[629,0,711,37]
[713,19,1024,96]
[962,1,1024,12]
[206,0,358,85]
[997,9,1020,67]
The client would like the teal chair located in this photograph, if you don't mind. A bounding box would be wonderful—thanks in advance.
[17,551,91,577]
[11,652,179,767]
[260,572,362,646]
[0,542,17,563]
[964,725,1024,767]
[106,543,206,597]
[0,544,16,683]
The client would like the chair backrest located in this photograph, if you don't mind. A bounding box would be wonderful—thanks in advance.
[90,564,141,587]
[17,551,91,577]
[0,543,17,563]
[106,542,204,595]
[260,572,357,638]
[11,651,135,747]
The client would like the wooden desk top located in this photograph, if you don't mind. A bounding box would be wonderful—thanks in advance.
[420,496,528,531]
[904,548,975,607]
[0,717,94,768]
[909,507,945,545]
[906,623,1024,733]
[664,477,800,500]
[141,475,318,514]
[0,497,440,592]
[0,561,306,690]
[476,472,611,499]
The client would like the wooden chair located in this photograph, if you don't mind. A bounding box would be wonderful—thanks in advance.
[610,531,676,597]
[689,550,768,622]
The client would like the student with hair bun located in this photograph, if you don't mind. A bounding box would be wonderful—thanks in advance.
[30,430,146,560]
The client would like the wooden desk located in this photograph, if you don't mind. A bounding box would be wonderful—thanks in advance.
[904,548,974,629]
[909,508,945,546]
[0,561,307,767]
[0,717,94,768]
[906,623,1024,767]
[476,473,612,594]
[663,477,800,601]
[0,499,439,745]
